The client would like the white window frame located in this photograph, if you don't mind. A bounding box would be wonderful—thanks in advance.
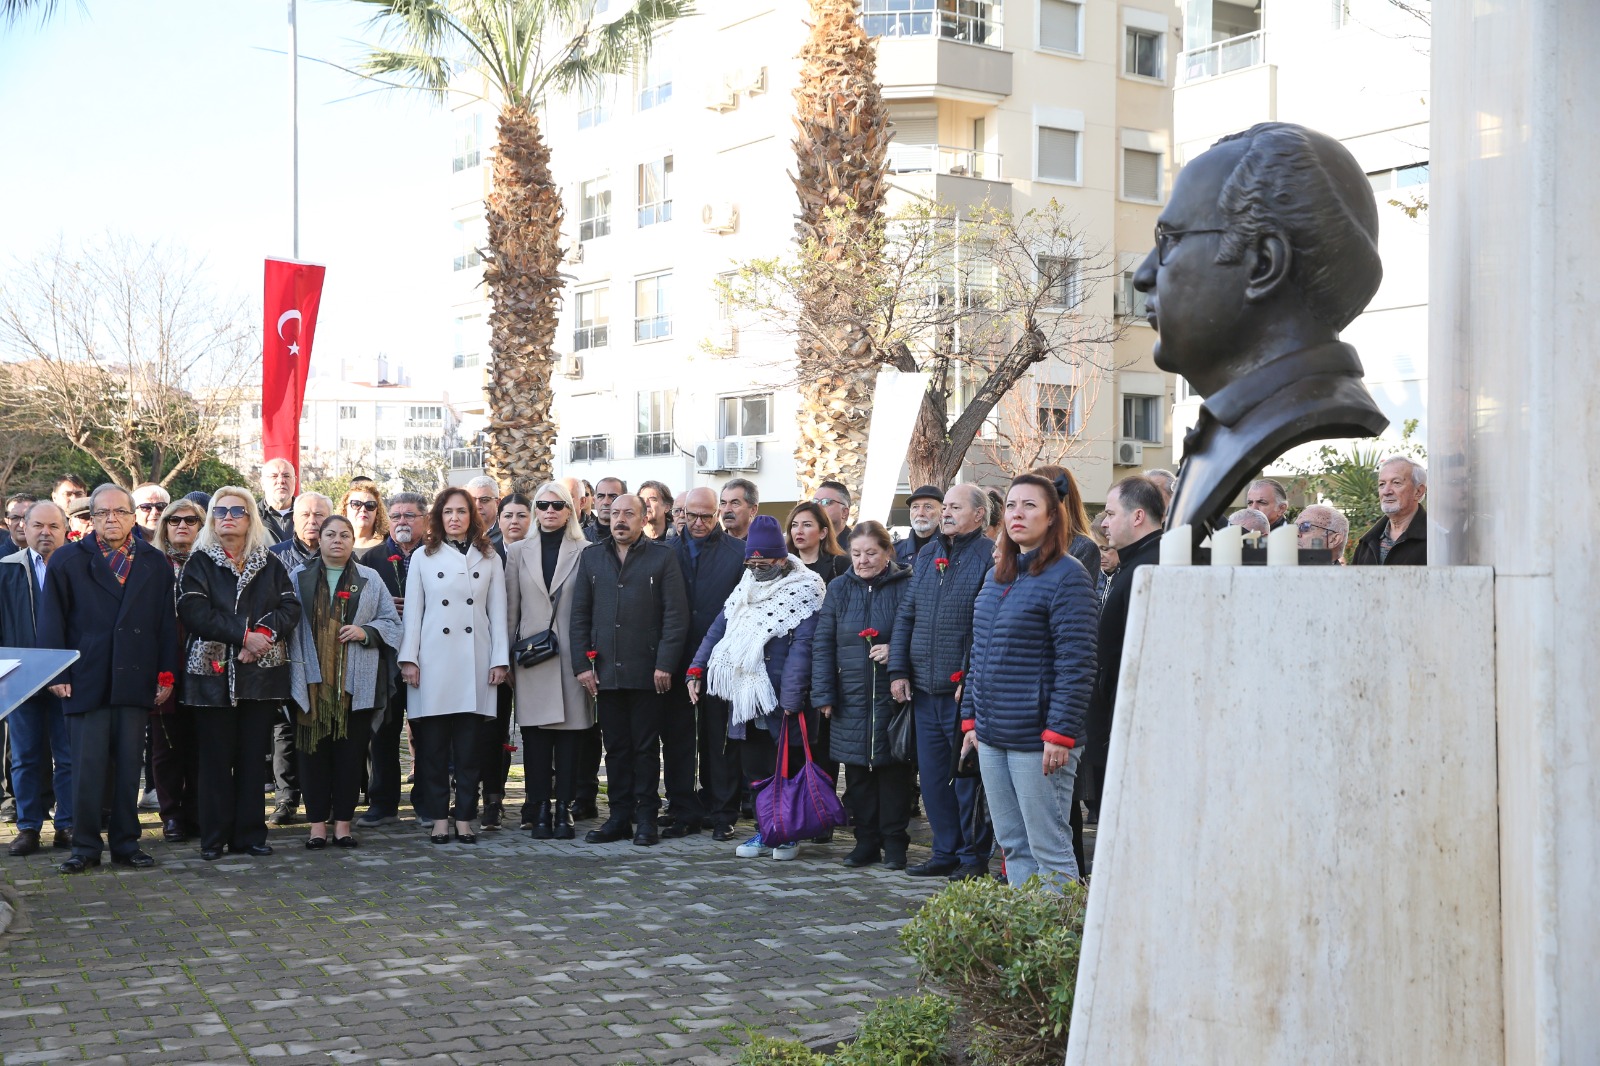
[451,112,483,173]
[579,177,611,241]
[1122,393,1164,444]
[574,287,609,351]
[1036,0,1085,57]
[577,81,609,129]
[1038,254,1083,310]
[634,272,673,342]
[1034,107,1084,185]
[635,389,676,456]
[719,392,773,437]
[453,313,484,369]
[637,52,672,111]
[1122,8,1168,83]
[1117,253,1151,324]
[1037,382,1082,437]
[637,155,673,227]
[568,434,611,463]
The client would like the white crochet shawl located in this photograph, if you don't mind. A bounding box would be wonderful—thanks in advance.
[706,563,825,729]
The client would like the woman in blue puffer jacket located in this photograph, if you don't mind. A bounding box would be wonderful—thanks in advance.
[959,473,1099,889]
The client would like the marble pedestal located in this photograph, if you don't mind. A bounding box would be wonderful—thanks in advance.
[1065,567,1503,1065]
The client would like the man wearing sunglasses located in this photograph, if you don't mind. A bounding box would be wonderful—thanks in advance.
[131,483,171,541]
[1295,503,1349,565]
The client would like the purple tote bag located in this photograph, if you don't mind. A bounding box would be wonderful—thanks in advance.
[753,714,849,847]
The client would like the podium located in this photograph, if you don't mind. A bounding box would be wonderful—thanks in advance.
[0,647,80,720]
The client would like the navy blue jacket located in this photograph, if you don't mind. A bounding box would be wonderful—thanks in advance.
[893,531,935,570]
[691,597,820,747]
[35,533,180,714]
[0,550,63,714]
[1088,529,1161,757]
[888,529,995,695]
[964,551,1098,750]
[811,563,912,767]
[673,526,746,672]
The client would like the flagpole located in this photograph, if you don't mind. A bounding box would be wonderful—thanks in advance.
[289,0,300,259]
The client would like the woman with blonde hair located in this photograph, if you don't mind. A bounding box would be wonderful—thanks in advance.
[340,484,391,552]
[178,486,301,861]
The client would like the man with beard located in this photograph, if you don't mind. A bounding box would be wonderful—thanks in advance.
[257,459,296,546]
[894,485,943,569]
[586,477,626,544]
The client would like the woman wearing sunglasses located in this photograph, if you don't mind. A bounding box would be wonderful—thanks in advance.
[504,482,591,839]
[178,487,302,861]
[148,498,206,843]
[340,486,391,552]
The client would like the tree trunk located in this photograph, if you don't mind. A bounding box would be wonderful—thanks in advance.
[482,105,563,490]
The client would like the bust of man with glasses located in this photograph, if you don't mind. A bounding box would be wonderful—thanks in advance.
[1133,122,1389,541]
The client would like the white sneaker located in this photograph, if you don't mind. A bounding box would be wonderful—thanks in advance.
[735,833,770,858]
[138,790,159,811]
[772,842,800,861]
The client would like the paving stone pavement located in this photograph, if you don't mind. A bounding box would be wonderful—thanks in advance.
[0,803,952,1066]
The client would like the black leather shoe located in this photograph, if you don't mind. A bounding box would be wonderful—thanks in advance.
[633,824,660,847]
[584,820,632,844]
[842,847,882,868]
[267,803,301,826]
[111,850,155,868]
[571,801,600,821]
[660,821,701,839]
[8,829,40,856]
[810,827,836,845]
[553,803,575,840]
[305,836,328,850]
[947,863,990,881]
[52,828,72,850]
[162,819,188,843]
[200,847,224,861]
[333,836,359,849]
[657,810,677,829]
[430,833,450,845]
[456,832,477,844]
[711,824,737,842]
[57,854,100,874]
[240,844,273,857]
[883,849,908,871]
[906,858,961,878]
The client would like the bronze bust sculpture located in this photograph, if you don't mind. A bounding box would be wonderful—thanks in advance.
[1132,122,1389,541]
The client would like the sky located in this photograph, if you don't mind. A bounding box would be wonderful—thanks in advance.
[0,1,457,388]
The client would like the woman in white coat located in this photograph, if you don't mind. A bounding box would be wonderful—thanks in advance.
[398,487,509,844]
[505,481,592,840]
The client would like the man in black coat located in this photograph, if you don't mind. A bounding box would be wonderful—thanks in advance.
[1353,457,1427,565]
[37,484,179,874]
[894,484,943,569]
[663,486,746,840]
[570,494,689,847]
[257,458,297,547]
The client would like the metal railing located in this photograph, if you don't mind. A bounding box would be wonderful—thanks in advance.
[863,0,1003,48]
[887,143,1004,180]
[1179,30,1265,84]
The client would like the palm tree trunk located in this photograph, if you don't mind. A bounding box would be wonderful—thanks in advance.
[482,105,563,489]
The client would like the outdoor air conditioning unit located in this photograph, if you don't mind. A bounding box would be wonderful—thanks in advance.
[567,242,585,264]
[701,201,739,234]
[1115,439,1145,466]
[694,440,726,473]
[734,65,768,96]
[722,436,760,471]
[559,353,583,379]
[703,80,738,112]
[709,321,738,354]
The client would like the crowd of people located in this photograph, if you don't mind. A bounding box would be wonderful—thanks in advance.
[0,451,1429,886]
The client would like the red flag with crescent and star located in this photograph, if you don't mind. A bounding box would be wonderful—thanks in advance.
[261,258,326,472]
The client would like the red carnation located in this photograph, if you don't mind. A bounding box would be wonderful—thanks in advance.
[336,590,351,600]
[935,557,950,573]
[157,671,174,687]
[586,650,598,662]
[950,670,965,684]
[686,666,704,678]
[858,628,880,640]
[503,742,518,753]
[211,660,224,674]
[388,554,401,563]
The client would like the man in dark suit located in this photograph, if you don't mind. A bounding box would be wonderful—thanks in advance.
[37,484,179,874]
[1,501,71,855]
[570,494,689,847]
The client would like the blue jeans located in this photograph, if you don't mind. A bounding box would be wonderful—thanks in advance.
[913,692,992,865]
[7,699,72,832]
[978,740,1081,889]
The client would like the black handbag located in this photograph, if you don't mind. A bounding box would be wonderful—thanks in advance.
[512,588,560,668]
[887,701,915,764]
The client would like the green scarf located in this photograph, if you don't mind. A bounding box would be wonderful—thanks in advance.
[298,574,351,754]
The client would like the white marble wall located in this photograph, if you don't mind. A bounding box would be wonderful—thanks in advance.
[1066,567,1503,1065]
[1431,3,1600,1062]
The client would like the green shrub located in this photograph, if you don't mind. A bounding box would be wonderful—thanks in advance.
[736,1034,825,1066]
[900,876,1089,1066]
[834,994,953,1066]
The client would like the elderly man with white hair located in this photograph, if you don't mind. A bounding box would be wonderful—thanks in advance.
[258,458,297,545]
[1296,503,1350,564]
[1354,456,1427,565]
[1226,507,1271,540]
[130,483,171,540]
[464,475,504,551]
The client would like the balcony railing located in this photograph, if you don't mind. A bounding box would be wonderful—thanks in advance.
[887,143,1004,180]
[864,0,1003,48]
[1179,30,1265,84]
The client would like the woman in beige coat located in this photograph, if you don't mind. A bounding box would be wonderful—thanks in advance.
[505,481,592,839]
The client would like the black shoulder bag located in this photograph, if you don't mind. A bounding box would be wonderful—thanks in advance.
[512,588,561,668]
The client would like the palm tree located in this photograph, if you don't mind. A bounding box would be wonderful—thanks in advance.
[352,0,692,486]
[789,0,892,502]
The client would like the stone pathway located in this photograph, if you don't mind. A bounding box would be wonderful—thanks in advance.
[0,805,949,1065]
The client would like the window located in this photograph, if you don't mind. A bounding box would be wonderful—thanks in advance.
[1367,162,1430,191]
[1118,267,1150,320]
[376,404,401,423]
[1125,27,1164,79]
[453,314,483,369]
[577,81,609,129]
[637,156,673,227]
[1123,394,1162,443]
[637,54,671,111]
[1039,0,1083,53]
[339,405,357,420]
[720,393,772,437]
[574,287,609,351]
[569,434,610,463]
[1123,147,1162,201]
[407,405,444,427]
[376,438,397,452]
[1038,384,1081,436]
[452,112,483,172]
[250,403,262,420]
[405,436,442,453]
[1039,255,1082,308]
[634,273,672,341]
[453,218,483,272]
[636,390,676,456]
[1037,127,1080,183]
[579,178,611,241]
[861,0,1002,47]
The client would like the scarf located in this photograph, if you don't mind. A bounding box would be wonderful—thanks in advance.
[299,569,352,754]
[706,563,825,729]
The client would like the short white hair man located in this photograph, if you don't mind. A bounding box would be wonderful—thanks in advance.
[1353,456,1427,566]
[130,483,171,537]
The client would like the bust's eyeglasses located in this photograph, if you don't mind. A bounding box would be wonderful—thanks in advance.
[1154,226,1227,266]
[534,500,568,512]
[348,500,379,512]
[212,505,250,520]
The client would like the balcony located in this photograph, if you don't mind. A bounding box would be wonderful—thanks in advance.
[886,143,1011,215]
[863,0,1003,47]
[872,3,1012,102]
[1179,31,1266,84]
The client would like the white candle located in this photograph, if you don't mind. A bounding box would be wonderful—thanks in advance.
[1211,525,1243,566]
[1267,522,1299,566]
[1159,525,1193,566]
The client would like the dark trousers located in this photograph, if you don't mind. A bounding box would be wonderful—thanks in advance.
[195,701,276,852]
[478,684,514,801]
[365,686,406,817]
[741,725,778,788]
[149,707,199,829]
[8,699,72,832]
[299,708,375,824]
[596,689,666,823]
[913,691,993,865]
[696,695,742,829]
[814,714,839,793]
[844,761,914,858]
[520,727,581,820]
[67,705,146,859]
[272,716,299,805]
[410,713,484,821]
[576,725,602,808]
[660,685,703,823]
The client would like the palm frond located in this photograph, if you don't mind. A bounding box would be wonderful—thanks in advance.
[360,47,454,95]
[543,0,694,99]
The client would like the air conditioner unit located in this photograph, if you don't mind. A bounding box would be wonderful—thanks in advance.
[734,65,768,96]
[1115,439,1145,466]
[722,436,760,471]
[559,353,583,379]
[709,321,738,354]
[703,81,738,112]
[567,242,585,264]
[701,201,739,234]
[694,440,726,473]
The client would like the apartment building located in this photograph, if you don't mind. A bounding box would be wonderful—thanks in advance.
[447,0,1182,511]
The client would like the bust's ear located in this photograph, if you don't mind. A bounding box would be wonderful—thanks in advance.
[1244,230,1293,303]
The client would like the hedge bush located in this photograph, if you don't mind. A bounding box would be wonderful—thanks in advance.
[736,994,952,1066]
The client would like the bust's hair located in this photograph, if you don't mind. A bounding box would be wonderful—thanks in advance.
[1210,122,1381,330]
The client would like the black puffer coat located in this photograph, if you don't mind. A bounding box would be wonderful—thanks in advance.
[178,545,301,706]
[810,563,912,768]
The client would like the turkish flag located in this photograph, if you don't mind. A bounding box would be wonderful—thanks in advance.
[261,258,326,472]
